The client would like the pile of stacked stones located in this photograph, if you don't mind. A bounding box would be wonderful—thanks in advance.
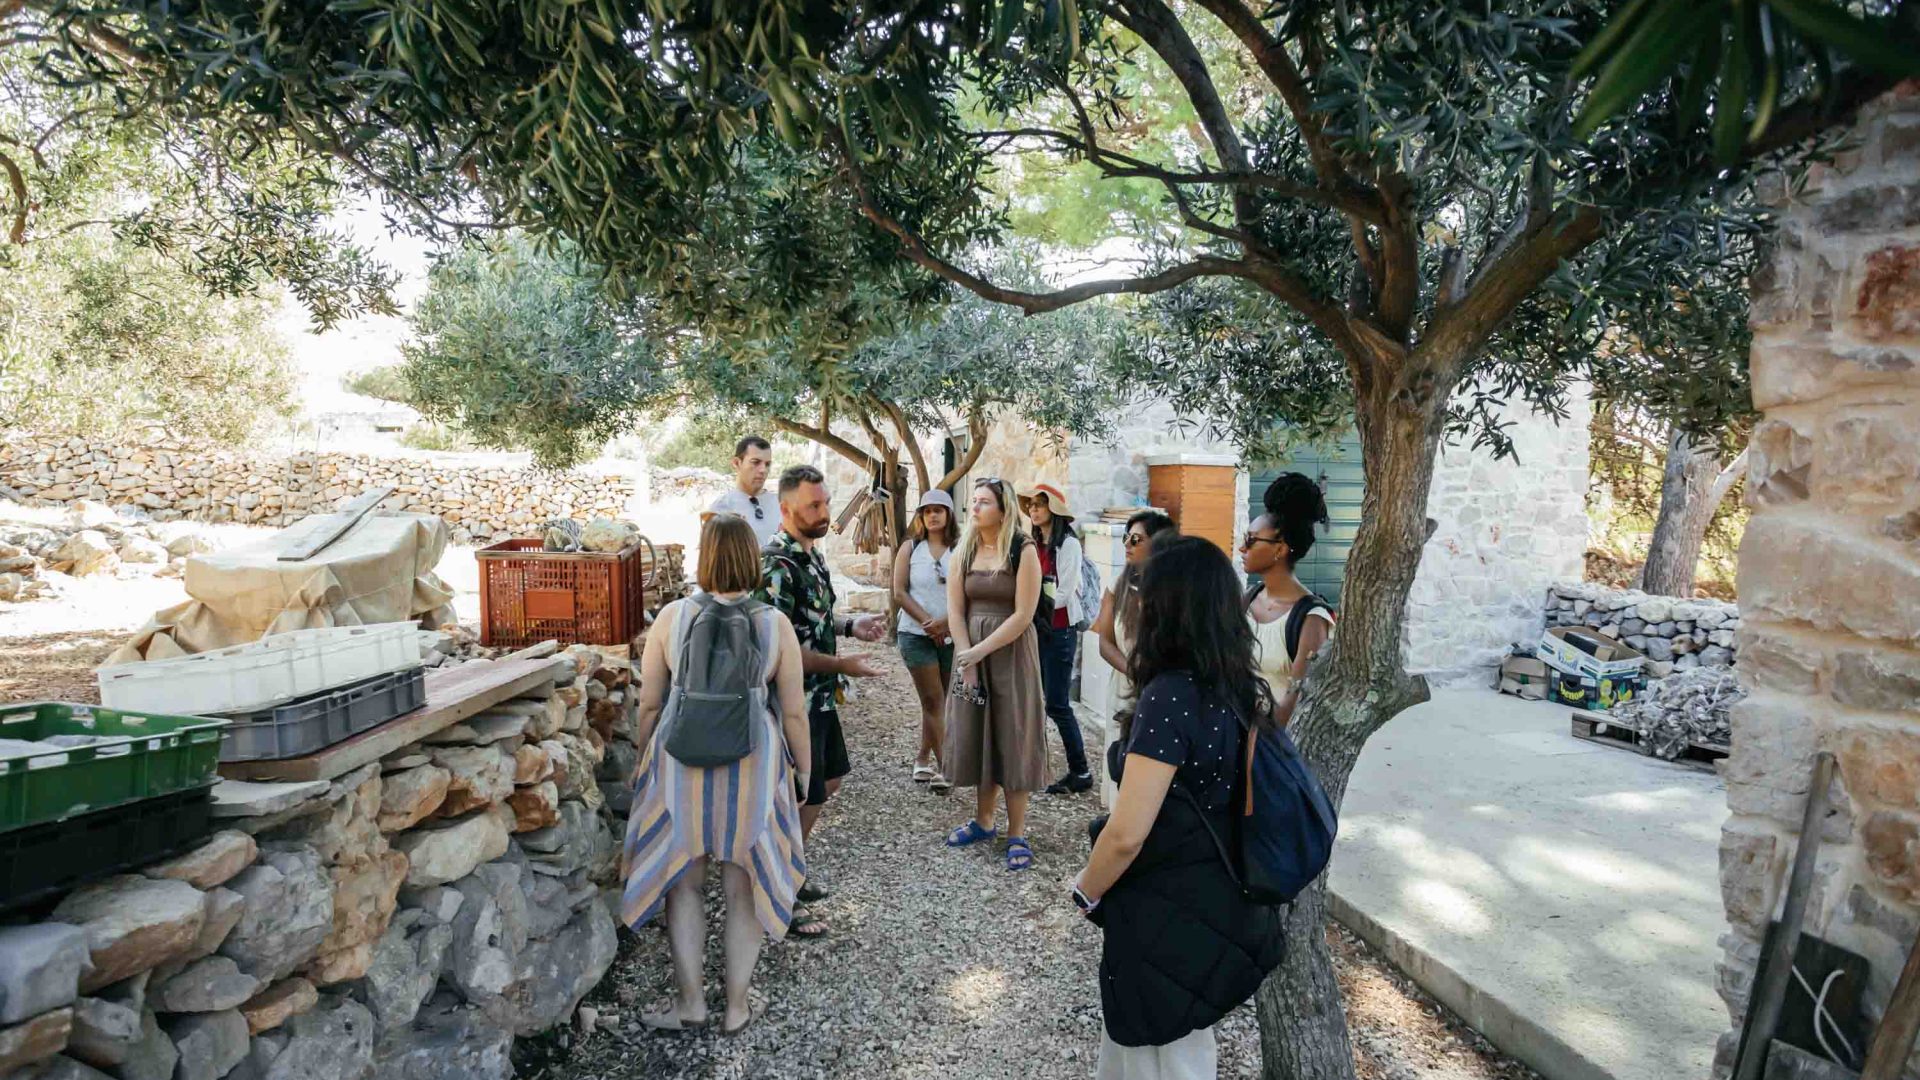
[0,646,637,1080]
[1545,582,1741,675]
[0,501,213,604]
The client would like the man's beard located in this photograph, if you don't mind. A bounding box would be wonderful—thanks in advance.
[799,518,831,540]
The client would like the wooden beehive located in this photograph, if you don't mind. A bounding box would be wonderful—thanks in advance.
[1146,454,1240,554]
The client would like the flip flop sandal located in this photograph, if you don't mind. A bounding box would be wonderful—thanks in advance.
[912,763,936,783]
[795,879,830,904]
[929,773,953,794]
[787,906,830,940]
[1005,836,1034,872]
[720,998,767,1038]
[945,819,997,848]
[638,1003,709,1032]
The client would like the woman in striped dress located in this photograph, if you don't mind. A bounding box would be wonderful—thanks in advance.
[624,514,811,1036]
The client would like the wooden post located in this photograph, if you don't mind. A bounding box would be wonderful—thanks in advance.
[1862,932,1920,1080]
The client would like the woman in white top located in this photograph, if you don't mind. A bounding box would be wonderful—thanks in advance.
[1239,472,1335,725]
[891,489,958,792]
[1091,508,1177,694]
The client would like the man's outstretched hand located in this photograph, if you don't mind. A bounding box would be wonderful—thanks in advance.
[849,615,887,642]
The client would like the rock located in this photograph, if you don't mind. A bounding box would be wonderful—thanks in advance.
[315,850,409,962]
[1677,653,1701,671]
[1624,635,1649,651]
[303,944,374,988]
[261,766,380,867]
[1637,597,1673,623]
[521,875,575,942]
[396,888,463,928]
[424,714,525,747]
[376,767,449,834]
[50,877,206,992]
[425,746,512,818]
[368,994,511,1080]
[242,995,372,1080]
[144,832,258,891]
[210,780,331,820]
[1698,607,1730,630]
[65,996,140,1068]
[1645,637,1675,663]
[18,1055,114,1079]
[115,1010,176,1080]
[392,807,512,888]
[1709,629,1738,647]
[518,802,612,879]
[163,1009,249,1080]
[507,782,559,833]
[165,534,215,559]
[1654,620,1677,637]
[1702,645,1735,668]
[1673,636,1697,655]
[0,924,91,1025]
[187,888,247,962]
[151,956,260,1014]
[1648,660,1676,678]
[0,1007,72,1075]
[359,918,450,1036]
[64,501,115,530]
[56,532,119,578]
[511,745,552,786]
[511,902,617,1036]
[238,979,317,1036]
[219,847,334,984]
[1619,618,1646,636]
[116,537,168,565]
[448,865,529,1013]
[597,782,632,818]
[378,753,429,773]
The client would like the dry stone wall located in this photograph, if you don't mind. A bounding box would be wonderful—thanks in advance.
[0,647,635,1080]
[1545,583,1741,674]
[0,435,636,546]
[1714,88,1920,1080]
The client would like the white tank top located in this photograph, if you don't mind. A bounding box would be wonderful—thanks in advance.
[897,541,952,636]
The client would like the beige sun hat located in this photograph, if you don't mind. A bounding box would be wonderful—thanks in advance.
[1018,483,1073,521]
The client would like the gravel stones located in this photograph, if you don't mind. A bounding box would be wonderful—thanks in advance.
[51,877,206,992]
[151,956,261,1014]
[0,924,91,1024]
[142,831,258,891]
[219,847,335,984]
[393,807,512,888]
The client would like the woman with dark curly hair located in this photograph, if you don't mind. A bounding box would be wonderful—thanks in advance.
[1240,472,1336,727]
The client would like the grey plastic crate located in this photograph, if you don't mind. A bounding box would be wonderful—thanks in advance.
[217,665,427,762]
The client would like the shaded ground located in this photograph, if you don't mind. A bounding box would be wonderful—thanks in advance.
[527,645,1544,1080]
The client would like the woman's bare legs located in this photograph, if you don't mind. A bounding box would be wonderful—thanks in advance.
[1006,790,1030,839]
[906,662,947,771]
[719,862,764,1030]
[661,857,709,1024]
[975,783,999,831]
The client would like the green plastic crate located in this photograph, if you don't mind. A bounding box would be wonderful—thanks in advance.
[0,702,228,833]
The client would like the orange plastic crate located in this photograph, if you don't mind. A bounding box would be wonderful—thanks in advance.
[476,539,651,648]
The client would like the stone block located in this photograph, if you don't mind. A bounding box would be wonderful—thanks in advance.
[317,849,409,960]
[1720,821,1780,936]
[261,766,380,867]
[238,978,317,1036]
[1836,724,1920,813]
[18,1054,115,1079]
[511,745,552,786]
[151,956,260,1014]
[185,888,246,963]
[1830,648,1920,713]
[161,1009,248,1080]
[1739,627,1822,695]
[1724,698,1854,841]
[304,943,374,988]
[210,780,331,821]
[507,782,560,833]
[368,994,511,1080]
[50,876,206,992]
[449,863,530,1012]
[219,847,334,985]
[426,746,513,818]
[142,831,257,891]
[1854,242,1920,342]
[113,1010,175,1080]
[1861,809,1920,903]
[0,924,91,1025]
[359,917,450,1037]
[509,901,617,1036]
[1741,513,1920,646]
[238,995,373,1080]
[0,1007,73,1074]
[392,806,512,888]
[376,767,449,834]
[64,996,139,1068]
[1747,419,1815,504]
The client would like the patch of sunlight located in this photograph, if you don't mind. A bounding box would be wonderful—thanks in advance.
[946,967,1010,1020]
[1402,879,1493,936]
[1595,909,1717,964]
[1504,835,1716,902]
[1575,786,1720,817]
[1347,820,1510,894]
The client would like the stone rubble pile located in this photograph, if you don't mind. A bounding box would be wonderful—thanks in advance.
[1546,582,1741,675]
[648,468,729,503]
[0,500,214,604]
[1609,667,1745,759]
[0,434,635,547]
[0,648,637,1080]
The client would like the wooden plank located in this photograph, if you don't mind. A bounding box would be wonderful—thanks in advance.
[276,486,395,562]
[216,657,557,783]
[1569,709,1728,770]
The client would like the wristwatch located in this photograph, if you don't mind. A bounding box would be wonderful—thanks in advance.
[1072,884,1098,913]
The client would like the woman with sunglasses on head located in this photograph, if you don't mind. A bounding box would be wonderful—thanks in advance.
[892,489,958,793]
[1071,535,1286,1077]
[941,477,1049,872]
[1240,472,1335,727]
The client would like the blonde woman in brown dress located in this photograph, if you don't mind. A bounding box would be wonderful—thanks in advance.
[941,477,1049,871]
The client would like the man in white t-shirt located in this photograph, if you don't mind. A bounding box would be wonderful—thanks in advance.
[702,435,781,547]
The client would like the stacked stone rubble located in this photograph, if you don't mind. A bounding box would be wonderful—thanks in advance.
[1713,88,1920,1080]
[0,501,213,604]
[1546,582,1742,675]
[0,652,633,1080]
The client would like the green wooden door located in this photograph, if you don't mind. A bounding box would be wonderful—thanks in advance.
[1248,434,1364,604]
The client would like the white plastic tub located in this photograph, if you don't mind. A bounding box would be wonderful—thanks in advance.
[97,623,424,716]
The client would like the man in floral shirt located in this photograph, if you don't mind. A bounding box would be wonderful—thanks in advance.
[757,465,884,937]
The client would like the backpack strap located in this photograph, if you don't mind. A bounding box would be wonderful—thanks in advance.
[1243,578,1265,610]
[1284,594,1334,659]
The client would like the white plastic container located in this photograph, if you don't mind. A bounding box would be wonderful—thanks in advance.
[97,623,424,716]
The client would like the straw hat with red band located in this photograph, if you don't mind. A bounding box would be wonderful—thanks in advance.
[1018,483,1073,522]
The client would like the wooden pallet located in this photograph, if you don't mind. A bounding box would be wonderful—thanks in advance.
[1569,709,1729,771]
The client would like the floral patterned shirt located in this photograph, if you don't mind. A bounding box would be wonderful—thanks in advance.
[756,529,844,716]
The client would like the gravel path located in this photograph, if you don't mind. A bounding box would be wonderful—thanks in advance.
[528,644,1545,1080]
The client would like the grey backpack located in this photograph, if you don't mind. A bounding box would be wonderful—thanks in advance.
[660,594,771,767]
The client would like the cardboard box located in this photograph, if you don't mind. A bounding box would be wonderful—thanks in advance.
[1539,627,1647,680]
[1502,656,1549,679]
[1549,668,1647,712]
[1499,675,1546,701]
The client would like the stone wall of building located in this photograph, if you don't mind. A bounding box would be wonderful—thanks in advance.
[0,647,630,1080]
[1545,583,1741,673]
[1714,89,1920,1079]
[0,434,637,546]
[1403,388,1593,684]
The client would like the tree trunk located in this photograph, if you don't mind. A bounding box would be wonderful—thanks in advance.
[1257,375,1445,1080]
[1638,429,1738,598]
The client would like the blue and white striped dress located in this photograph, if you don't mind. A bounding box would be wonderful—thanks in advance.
[620,598,806,938]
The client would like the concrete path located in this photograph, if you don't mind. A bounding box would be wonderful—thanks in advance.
[1329,688,1729,1080]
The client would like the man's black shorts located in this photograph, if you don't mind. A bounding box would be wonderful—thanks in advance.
[801,707,852,806]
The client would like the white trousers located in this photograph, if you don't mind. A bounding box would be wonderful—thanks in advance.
[1096,1026,1217,1080]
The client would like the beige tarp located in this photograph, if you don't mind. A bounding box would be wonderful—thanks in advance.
[107,512,456,665]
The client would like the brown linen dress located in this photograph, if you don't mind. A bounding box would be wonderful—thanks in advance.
[942,564,1049,793]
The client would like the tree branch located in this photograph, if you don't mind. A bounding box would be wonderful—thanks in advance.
[1709,445,1749,507]
[0,146,28,244]
[935,407,991,491]
[769,414,880,473]
[1185,0,1357,192]
[1415,206,1606,379]
[880,398,932,494]
[1109,0,1255,231]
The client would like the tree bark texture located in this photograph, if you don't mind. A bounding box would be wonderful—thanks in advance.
[1257,377,1444,1080]
[1639,428,1730,598]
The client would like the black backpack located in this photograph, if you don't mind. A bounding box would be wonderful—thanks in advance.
[659,594,770,767]
[1010,533,1056,625]
[1244,582,1335,659]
